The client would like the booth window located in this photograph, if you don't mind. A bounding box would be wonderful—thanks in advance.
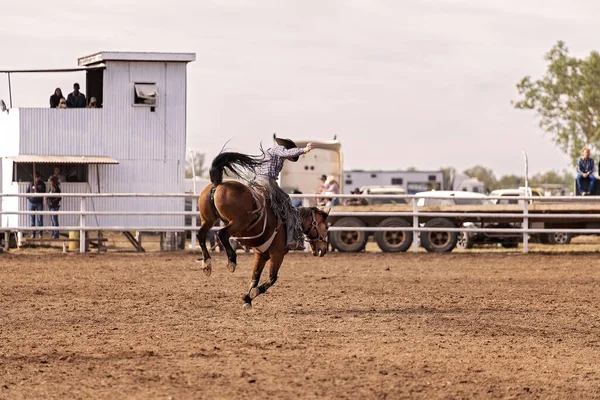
[134,83,158,106]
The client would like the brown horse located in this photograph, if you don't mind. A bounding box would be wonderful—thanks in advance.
[196,152,329,307]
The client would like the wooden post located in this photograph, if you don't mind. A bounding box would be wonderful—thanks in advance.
[97,231,104,252]
[7,72,13,108]
[135,231,143,252]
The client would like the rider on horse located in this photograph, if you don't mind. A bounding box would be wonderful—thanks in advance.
[255,138,314,251]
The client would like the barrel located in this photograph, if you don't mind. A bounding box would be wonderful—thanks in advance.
[68,231,79,251]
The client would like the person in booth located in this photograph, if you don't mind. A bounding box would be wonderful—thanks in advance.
[49,88,65,108]
[66,83,87,108]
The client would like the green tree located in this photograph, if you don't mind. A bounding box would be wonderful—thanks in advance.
[185,151,206,178]
[495,174,524,189]
[513,41,600,164]
[529,169,574,187]
[463,165,496,191]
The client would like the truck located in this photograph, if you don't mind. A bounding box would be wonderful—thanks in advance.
[279,139,596,253]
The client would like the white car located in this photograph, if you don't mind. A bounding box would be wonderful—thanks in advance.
[414,190,491,207]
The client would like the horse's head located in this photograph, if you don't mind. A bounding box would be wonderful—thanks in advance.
[301,207,330,257]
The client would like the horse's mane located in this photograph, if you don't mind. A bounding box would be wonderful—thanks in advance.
[298,206,329,220]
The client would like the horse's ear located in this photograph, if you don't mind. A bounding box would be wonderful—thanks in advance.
[322,205,332,216]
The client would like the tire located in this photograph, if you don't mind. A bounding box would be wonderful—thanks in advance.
[547,232,572,245]
[456,231,474,250]
[421,218,458,253]
[330,217,368,252]
[374,217,413,253]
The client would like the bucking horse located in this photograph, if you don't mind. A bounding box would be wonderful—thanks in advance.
[196,152,330,307]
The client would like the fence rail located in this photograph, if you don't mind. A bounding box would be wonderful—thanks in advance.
[1,192,599,254]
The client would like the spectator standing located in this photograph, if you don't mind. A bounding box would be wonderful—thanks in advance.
[47,176,62,239]
[26,174,46,238]
[49,88,65,108]
[66,83,87,108]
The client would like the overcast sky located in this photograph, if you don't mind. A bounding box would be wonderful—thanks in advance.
[1,0,598,177]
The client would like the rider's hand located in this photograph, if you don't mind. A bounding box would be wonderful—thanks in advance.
[304,142,314,153]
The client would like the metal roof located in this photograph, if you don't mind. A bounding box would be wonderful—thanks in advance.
[0,64,105,74]
[78,51,196,66]
[9,155,119,164]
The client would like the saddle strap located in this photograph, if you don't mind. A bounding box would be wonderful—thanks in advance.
[255,220,282,254]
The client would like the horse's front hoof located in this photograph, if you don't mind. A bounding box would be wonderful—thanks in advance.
[201,259,212,276]
[226,261,236,273]
[249,287,261,300]
[242,302,252,309]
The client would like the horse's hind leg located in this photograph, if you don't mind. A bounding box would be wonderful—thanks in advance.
[196,219,215,276]
[217,223,238,273]
[243,251,270,307]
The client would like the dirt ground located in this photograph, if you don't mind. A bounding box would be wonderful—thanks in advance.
[2,251,600,399]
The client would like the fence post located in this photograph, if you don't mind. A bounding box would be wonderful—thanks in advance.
[412,199,419,253]
[191,198,197,251]
[522,200,529,254]
[79,197,86,254]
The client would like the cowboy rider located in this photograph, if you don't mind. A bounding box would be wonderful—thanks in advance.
[255,138,314,250]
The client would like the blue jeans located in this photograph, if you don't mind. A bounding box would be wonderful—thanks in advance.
[28,202,44,236]
[49,207,60,238]
[577,173,596,194]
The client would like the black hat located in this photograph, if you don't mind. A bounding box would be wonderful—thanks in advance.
[274,137,300,162]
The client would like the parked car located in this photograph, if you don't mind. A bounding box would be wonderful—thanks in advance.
[359,185,407,205]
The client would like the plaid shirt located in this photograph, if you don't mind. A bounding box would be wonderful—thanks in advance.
[256,146,306,178]
[577,157,595,174]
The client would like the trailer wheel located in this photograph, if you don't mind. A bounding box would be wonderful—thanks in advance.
[421,218,458,253]
[374,218,412,253]
[456,231,474,250]
[547,232,572,245]
[330,217,367,252]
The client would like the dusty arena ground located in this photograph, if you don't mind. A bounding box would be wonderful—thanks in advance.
[2,250,600,399]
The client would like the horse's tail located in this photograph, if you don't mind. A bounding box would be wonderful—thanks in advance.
[209,152,264,186]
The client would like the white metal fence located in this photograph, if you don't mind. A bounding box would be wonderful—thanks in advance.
[2,192,600,254]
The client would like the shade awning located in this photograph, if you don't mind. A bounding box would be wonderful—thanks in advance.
[9,155,119,164]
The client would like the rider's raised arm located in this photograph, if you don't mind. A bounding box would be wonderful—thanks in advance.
[270,145,307,160]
